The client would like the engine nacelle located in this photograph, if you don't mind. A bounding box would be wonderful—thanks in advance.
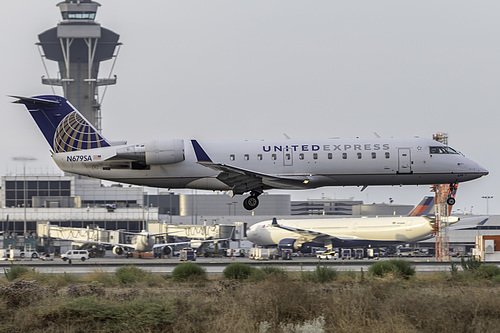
[278,238,301,250]
[162,246,172,256]
[145,139,185,165]
[112,246,124,256]
[115,139,185,165]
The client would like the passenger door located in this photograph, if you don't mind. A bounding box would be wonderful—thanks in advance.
[398,148,412,173]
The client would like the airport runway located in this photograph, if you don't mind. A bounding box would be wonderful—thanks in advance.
[0,257,489,275]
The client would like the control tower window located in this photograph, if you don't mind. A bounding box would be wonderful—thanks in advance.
[429,146,459,154]
[62,12,96,20]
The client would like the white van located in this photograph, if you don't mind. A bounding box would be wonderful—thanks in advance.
[61,250,89,262]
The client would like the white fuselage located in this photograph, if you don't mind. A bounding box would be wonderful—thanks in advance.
[131,232,156,252]
[247,216,435,247]
[52,137,487,190]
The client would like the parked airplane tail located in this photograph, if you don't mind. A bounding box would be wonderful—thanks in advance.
[12,95,110,152]
[407,196,435,216]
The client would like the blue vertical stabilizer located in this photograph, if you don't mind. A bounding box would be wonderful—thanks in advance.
[12,95,110,152]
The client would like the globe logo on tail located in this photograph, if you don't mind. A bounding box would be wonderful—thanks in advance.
[53,111,109,152]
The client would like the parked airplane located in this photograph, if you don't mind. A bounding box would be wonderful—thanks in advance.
[246,197,488,250]
[71,229,226,257]
[12,95,488,210]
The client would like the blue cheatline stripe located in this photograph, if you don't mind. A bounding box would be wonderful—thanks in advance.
[191,140,212,163]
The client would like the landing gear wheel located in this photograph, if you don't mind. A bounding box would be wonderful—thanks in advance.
[243,196,259,210]
[447,197,456,206]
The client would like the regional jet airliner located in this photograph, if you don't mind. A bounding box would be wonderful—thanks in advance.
[12,95,488,210]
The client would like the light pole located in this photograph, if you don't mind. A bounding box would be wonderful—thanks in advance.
[232,202,238,216]
[482,196,493,215]
[13,156,37,235]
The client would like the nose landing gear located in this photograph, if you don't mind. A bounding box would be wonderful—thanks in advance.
[446,183,458,206]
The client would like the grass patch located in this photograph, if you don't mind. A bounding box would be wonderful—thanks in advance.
[114,265,164,286]
[250,265,288,282]
[0,269,500,332]
[301,264,338,283]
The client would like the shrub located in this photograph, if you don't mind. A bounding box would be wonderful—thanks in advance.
[3,265,30,282]
[461,255,482,271]
[368,260,395,278]
[301,264,338,283]
[475,264,500,280]
[67,283,105,298]
[223,262,254,280]
[368,259,415,279]
[172,262,207,282]
[0,279,50,307]
[115,265,148,284]
[492,275,500,284]
[390,259,416,279]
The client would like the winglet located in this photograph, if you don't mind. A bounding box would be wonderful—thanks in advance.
[272,217,278,226]
[191,140,212,163]
[478,218,489,226]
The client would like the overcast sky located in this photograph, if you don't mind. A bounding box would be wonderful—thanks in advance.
[1,1,498,214]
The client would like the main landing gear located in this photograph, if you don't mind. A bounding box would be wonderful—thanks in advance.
[243,191,261,210]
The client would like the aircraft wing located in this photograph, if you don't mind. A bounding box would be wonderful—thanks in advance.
[270,218,359,243]
[448,216,489,230]
[62,239,137,251]
[191,140,308,194]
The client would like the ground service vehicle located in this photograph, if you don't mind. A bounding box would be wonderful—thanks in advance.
[61,250,89,261]
[180,248,197,261]
[317,251,338,260]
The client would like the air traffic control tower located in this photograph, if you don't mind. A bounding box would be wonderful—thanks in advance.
[37,0,121,131]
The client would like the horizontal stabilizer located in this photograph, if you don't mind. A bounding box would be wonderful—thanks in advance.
[10,95,60,105]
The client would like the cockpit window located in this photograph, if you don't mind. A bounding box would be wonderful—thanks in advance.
[429,146,459,154]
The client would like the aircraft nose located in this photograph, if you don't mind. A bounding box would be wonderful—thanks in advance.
[476,163,489,176]
[246,224,258,242]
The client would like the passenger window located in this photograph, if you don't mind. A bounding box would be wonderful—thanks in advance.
[272,154,277,160]
[313,153,318,160]
[257,154,263,160]
[285,153,291,160]
[244,154,249,161]
[299,153,304,160]
[357,153,362,159]
[230,154,235,161]
[342,153,347,159]
[372,152,376,159]
[385,152,390,159]
[328,153,332,159]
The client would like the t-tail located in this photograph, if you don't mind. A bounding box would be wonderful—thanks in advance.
[11,95,110,152]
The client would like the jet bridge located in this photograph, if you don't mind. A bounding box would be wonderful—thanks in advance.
[38,223,123,244]
[37,223,125,256]
[159,222,246,241]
